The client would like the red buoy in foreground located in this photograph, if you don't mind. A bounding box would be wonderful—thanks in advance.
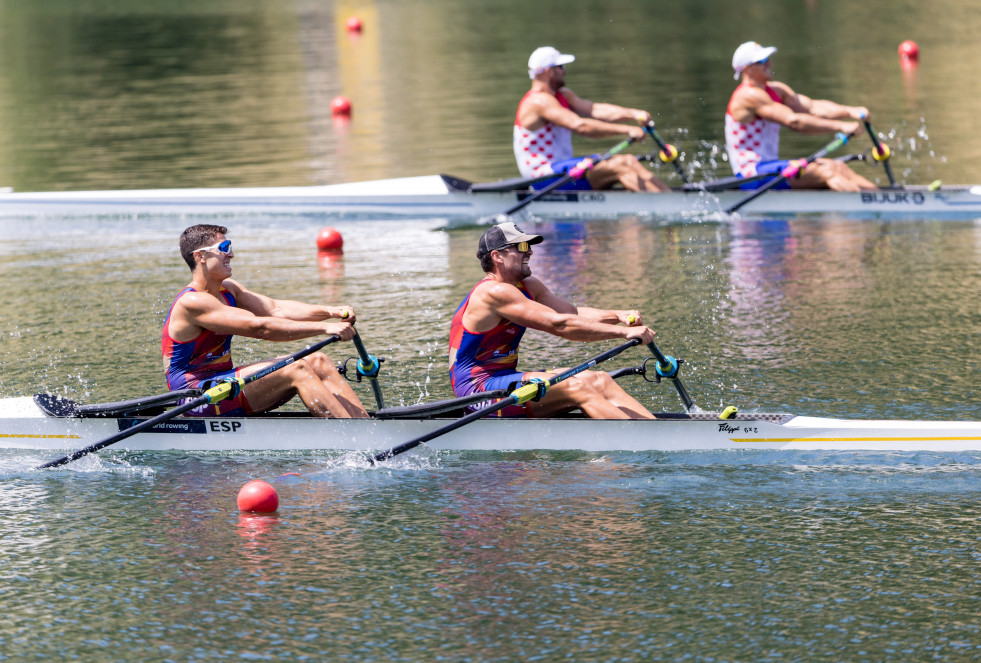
[346,16,363,33]
[331,96,352,117]
[898,40,919,62]
[316,226,344,252]
[237,480,279,513]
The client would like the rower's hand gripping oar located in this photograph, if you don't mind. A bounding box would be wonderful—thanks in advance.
[370,338,644,464]
[643,121,689,184]
[478,136,636,224]
[724,132,851,214]
[36,335,343,469]
[861,115,896,188]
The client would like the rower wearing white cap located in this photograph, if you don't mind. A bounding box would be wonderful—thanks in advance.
[513,46,669,192]
[725,41,876,191]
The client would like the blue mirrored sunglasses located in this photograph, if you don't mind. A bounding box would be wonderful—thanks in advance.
[195,239,232,254]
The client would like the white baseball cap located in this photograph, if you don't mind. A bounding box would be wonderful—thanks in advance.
[732,41,777,80]
[528,46,575,79]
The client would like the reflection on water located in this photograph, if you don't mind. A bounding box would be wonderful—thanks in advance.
[4,450,981,660]
[0,0,979,191]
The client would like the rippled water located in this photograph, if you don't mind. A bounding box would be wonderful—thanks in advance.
[4,0,981,660]
[4,450,981,661]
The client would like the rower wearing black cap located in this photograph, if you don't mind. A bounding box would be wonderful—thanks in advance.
[448,222,656,419]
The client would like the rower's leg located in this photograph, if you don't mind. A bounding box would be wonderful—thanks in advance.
[793,158,877,191]
[526,370,655,420]
[588,155,670,192]
[304,352,369,418]
[241,356,366,418]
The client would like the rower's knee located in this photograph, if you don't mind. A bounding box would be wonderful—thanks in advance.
[570,371,616,397]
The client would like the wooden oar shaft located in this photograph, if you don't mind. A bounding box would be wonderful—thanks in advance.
[724,132,850,214]
[501,137,635,217]
[37,335,341,469]
[370,339,642,463]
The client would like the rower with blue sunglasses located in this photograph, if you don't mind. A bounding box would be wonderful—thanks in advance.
[162,224,368,418]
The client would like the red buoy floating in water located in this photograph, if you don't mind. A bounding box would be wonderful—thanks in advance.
[346,16,363,33]
[898,40,919,62]
[237,480,279,513]
[331,96,352,117]
[316,227,344,253]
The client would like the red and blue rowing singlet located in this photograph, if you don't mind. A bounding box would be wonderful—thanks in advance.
[449,279,534,398]
[725,82,783,176]
[162,286,235,391]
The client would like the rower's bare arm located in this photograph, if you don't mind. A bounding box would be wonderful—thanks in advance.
[808,98,869,122]
[754,94,854,135]
[577,306,643,326]
[590,102,650,125]
[487,283,651,343]
[181,290,353,342]
[538,93,642,139]
[231,280,356,323]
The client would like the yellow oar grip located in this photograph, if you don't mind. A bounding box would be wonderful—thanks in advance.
[204,378,245,404]
[512,381,545,405]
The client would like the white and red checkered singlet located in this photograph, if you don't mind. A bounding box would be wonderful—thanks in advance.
[512,90,575,178]
[725,83,783,177]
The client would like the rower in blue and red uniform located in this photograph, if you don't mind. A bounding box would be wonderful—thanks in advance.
[449,221,656,419]
[162,224,367,418]
[725,41,876,191]
[513,46,669,193]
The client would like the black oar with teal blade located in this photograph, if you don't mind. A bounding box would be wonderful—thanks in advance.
[643,121,689,183]
[36,335,342,469]
[370,338,643,464]
[724,132,851,214]
[478,136,636,224]
[863,119,896,188]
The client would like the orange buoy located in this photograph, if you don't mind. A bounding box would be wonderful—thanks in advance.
[331,96,352,117]
[316,227,344,253]
[237,480,279,513]
[898,40,919,62]
[346,16,363,33]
